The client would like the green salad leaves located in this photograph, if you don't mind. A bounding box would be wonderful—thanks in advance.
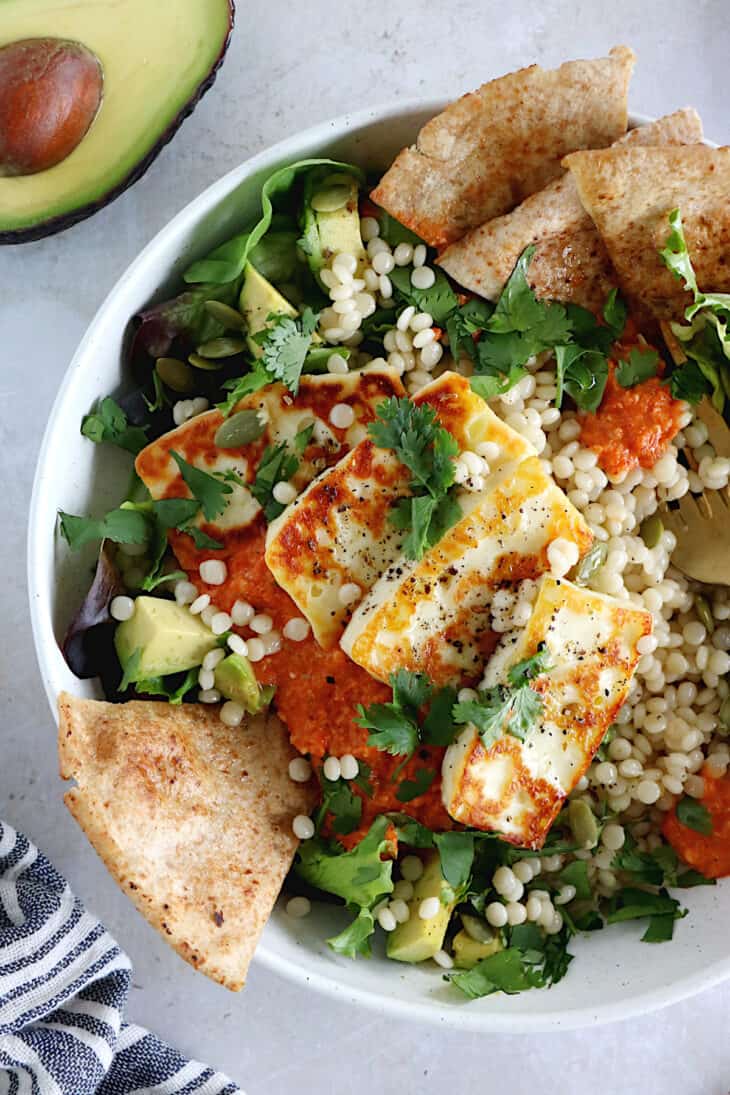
[660,208,730,413]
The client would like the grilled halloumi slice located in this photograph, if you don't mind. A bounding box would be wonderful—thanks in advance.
[135,368,404,549]
[265,372,538,649]
[341,458,592,685]
[441,576,652,848]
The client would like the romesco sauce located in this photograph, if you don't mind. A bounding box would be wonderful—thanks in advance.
[662,772,730,879]
[171,521,452,845]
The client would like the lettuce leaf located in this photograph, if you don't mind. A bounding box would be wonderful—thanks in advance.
[294,815,394,910]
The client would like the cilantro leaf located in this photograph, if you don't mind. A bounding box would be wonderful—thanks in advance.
[356,701,419,757]
[433,831,475,891]
[254,308,319,394]
[641,915,677,943]
[445,298,494,362]
[669,358,712,403]
[388,264,459,325]
[328,907,376,958]
[58,508,149,552]
[81,397,148,455]
[152,497,201,529]
[395,767,436,803]
[606,887,685,927]
[603,288,628,339]
[557,859,592,901]
[170,450,232,521]
[250,441,300,521]
[615,347,660,389]
[318,774,363,836]
[185,527,224,550]
[505,686,544,739]
[391,669,432,717]
[448,947,543,999]
[453,687,513,748]
[555,345,609,412]
[421,685,458,746]
[217,365,271,416]
[676,796,713,835]
[135,667,199,705]
[507,643,551,688]
[368,397,459,560]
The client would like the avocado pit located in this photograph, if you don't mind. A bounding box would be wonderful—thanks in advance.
[0,37,103,176]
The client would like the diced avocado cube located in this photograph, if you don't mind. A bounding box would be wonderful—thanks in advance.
[386,851,456,964]
[239,263,298,356]
[301,172,366,288]
[214,653,270,714]
[114,596,218,682]
[452,929,502,970]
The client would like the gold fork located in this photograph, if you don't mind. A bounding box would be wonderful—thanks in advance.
[660,401,730,585]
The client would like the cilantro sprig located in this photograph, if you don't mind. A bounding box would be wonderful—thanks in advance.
[254,308,319,395]
[81,397,149,456]
[368,397,461,559]
[453,644,551,748]
[250,423,312,521]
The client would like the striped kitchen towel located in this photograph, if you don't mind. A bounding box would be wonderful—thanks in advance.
[0,821,242,1095]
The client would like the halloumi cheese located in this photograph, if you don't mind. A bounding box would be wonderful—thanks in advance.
[341,458,593,685]
[265,372,538,649]
[441,576,652,847]
[135,368,404,550]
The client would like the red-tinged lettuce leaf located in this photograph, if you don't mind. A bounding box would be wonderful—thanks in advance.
[131,281,240,363]
[62,545,125,680]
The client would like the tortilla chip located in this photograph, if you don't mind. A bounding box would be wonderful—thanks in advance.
[58,692,316,990]
[564,144,730,322]
[437,109,703,311]
[370,46,635,249]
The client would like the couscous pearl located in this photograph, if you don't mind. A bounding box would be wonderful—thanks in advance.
[327,353,349,375]
[554,885,576,906]
[329,402,355,429]
[220,700,245,727]
[390,899,410,924]
[433,949,454,970]
[512,860,534,884]
[231,599,254,626]
[372,251,395,276]
[286,896,311,918]
[272,481,298,506]
[419,896,441,921]
[247,638,265,662]
[379,274,393,298]
[339,582,362,606]
[190,397,209,417]
[198,668,215,691]
[397,305,416,331]
[485,902,508,928]
[110,595,135,622]
[250,614,273,635]
[211,612,232,636]
[420,341,443,369]
[400,855,424,882]
[377,907,397,932]
[174,580,198,606]
[340,753,359,780]
[506,902,527,925]
[189,593,210,615]
[412,328,436,349]
[289,757,312,782]
[261,631,281,656]
[283,617,310,641]
[323,756,341,782]
[201,605,219,628]
[292,815,315,840]
[637,779,661,804]
[203,647,226,671]
[199,559,227,586]
[601,824,626,851]
[393,880,414,901]
[360,216,380,241]
[393,242,413,266]
[411,265,436,290]
[526,895,543,921]
[198,688,221,704]
[227,633,248,657]
[493,866,518,897]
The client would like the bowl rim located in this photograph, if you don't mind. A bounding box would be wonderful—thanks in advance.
[28,98,729,1033]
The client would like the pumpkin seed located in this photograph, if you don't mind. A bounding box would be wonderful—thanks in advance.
[639,513,664,549]
[694,594,715,634]
[197,337,246,359]
[204,300,246,330]
[572,541,608,586]
[214,409,265,449]
[460,913,495,944]
[719,696,730,732]
[155,357,195,393]
[311,184,351,214]
[568,798,599,850]
[188,353,223,372]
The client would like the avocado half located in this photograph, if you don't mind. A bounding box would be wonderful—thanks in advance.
[0,0,234,243]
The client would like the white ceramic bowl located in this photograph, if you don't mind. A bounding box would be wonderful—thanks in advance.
[28,102,730,1031]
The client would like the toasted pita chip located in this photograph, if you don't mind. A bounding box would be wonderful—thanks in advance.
[438,109,703,311]
[564,144,730,322]
[370,46,635,249]
[58,693,316,990]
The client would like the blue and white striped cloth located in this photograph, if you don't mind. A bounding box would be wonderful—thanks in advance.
[0,822,242,1095]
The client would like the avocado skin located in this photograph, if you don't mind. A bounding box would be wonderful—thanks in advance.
[0,1,235,244]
